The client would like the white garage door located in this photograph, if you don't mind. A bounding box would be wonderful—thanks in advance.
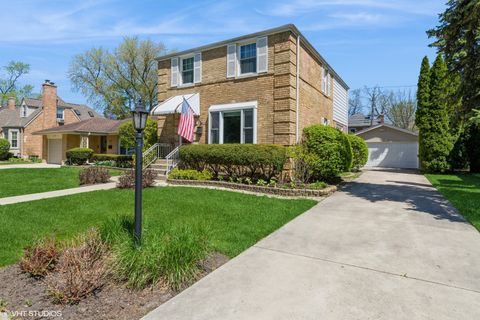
[366,142,419,169]
[48,139,63,164]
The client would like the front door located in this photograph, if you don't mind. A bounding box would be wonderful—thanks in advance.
[100,136,107,153]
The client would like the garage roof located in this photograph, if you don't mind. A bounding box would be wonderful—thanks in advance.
[355,124,418,137]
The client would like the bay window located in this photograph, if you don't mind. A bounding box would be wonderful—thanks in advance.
[208,102,257,144]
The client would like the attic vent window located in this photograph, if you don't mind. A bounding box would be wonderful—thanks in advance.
[74,109,81,116]
[88,111,94,117]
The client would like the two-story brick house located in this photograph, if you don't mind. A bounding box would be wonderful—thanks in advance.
[151,24,349,147]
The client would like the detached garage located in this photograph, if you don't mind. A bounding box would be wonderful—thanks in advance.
[356,124,419,169]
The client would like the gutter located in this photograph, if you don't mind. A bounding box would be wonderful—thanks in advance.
[156,24,349,90]
[296,35,300,144]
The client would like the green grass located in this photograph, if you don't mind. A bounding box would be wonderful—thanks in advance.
[0,160,32,165]
[0,187,316,266]
[0,167,122,198]
[426,173,480,231]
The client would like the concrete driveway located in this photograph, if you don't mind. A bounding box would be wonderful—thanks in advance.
[143,169,480,320]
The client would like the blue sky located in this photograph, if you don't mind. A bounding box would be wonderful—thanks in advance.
[0,0,445,105]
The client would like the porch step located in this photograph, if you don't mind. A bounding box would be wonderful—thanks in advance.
[154,159,169,165]
[150,163,168,170]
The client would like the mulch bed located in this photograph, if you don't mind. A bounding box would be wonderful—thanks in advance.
[0,253,229,320]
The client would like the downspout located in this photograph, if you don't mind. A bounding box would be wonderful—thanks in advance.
[295,35,300,144]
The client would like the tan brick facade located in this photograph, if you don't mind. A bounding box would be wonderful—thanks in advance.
[157,29,336,146]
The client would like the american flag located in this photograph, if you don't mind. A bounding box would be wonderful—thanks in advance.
[177,98,195,142]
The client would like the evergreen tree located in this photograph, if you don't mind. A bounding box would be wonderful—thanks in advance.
[428,0,480,172]
[415,56,431,171]
[419,54,453,172]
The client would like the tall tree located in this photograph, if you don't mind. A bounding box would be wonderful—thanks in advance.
[0,61,33,105]
[69,37,167,119]
[385,90,417,130]
[428,0,480,172]
[428,0,480,116]
[348,88,363,116]
[415,56,431,169]
[418,54,453,172]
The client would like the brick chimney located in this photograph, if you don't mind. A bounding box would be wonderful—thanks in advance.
[379,113,385,124]
[7,97,16,110]
[42,80,58,128]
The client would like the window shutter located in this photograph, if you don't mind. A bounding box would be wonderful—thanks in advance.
[194,52,202,84]
[171,57,179,87]
[256,36,268,73]
[227,44,236,78]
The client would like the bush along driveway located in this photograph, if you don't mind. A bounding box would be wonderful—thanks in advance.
[143,169,480,320]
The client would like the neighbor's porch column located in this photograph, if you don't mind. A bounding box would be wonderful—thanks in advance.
[80,135,89,148]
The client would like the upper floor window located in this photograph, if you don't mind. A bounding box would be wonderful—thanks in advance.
[56,107,64,120]
[239,43,257,75]
[322,68,330,96]
[227,37,268,78]
[21,105,27,117]
[181,57,194,85]
[171,53,201,87]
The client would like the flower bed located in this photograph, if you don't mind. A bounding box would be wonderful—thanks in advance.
[167,179,336,197]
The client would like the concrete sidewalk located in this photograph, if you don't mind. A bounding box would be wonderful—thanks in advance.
[0,182,117,205]
[142,170,480,320]
[0,163,61,169]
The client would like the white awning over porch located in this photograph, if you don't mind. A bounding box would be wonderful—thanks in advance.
[151,93,200,116]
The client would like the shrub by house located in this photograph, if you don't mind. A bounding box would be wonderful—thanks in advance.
[300,125,353,181]
[66,148,94,165]
[179,144,287,180]
[346,134,368,171]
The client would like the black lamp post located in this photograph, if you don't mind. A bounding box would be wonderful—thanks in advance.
[131,99,149,246]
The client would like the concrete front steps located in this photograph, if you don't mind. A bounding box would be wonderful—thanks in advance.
[149,159,168,181]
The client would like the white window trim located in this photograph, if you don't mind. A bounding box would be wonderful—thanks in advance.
[56,107,65,120]
[9,129,19,149]
[208,101,257,144]
[178,54,195,87]
[236,40,258,78]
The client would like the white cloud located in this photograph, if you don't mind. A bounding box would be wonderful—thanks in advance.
[258,0,444,17]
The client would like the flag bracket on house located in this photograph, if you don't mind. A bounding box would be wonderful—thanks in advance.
[150,93,200,116]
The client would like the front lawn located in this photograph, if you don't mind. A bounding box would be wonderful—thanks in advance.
[0,187,316,266]
[426,173,480,231]
[0,167,122,198]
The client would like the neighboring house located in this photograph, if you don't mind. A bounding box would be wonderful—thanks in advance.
[348,113,384,133]
[356,123,419,169]
[151,24,349,147]
[33,118,125,164]
[0,80,119,164]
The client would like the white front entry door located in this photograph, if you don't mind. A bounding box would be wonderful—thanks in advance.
[48,139,63,164]
[366,142,419,169]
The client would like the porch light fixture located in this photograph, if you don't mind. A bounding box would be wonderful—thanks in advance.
[131,99,149,246]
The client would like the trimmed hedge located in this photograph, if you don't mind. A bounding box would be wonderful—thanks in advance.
[91,154,133,168]
[179,144,287,180]
[302,125,353,180]
[346,134,368,170]
[0,138,10,160]
[66,148,93,165]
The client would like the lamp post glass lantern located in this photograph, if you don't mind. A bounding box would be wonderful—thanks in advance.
[132,99,149,245]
